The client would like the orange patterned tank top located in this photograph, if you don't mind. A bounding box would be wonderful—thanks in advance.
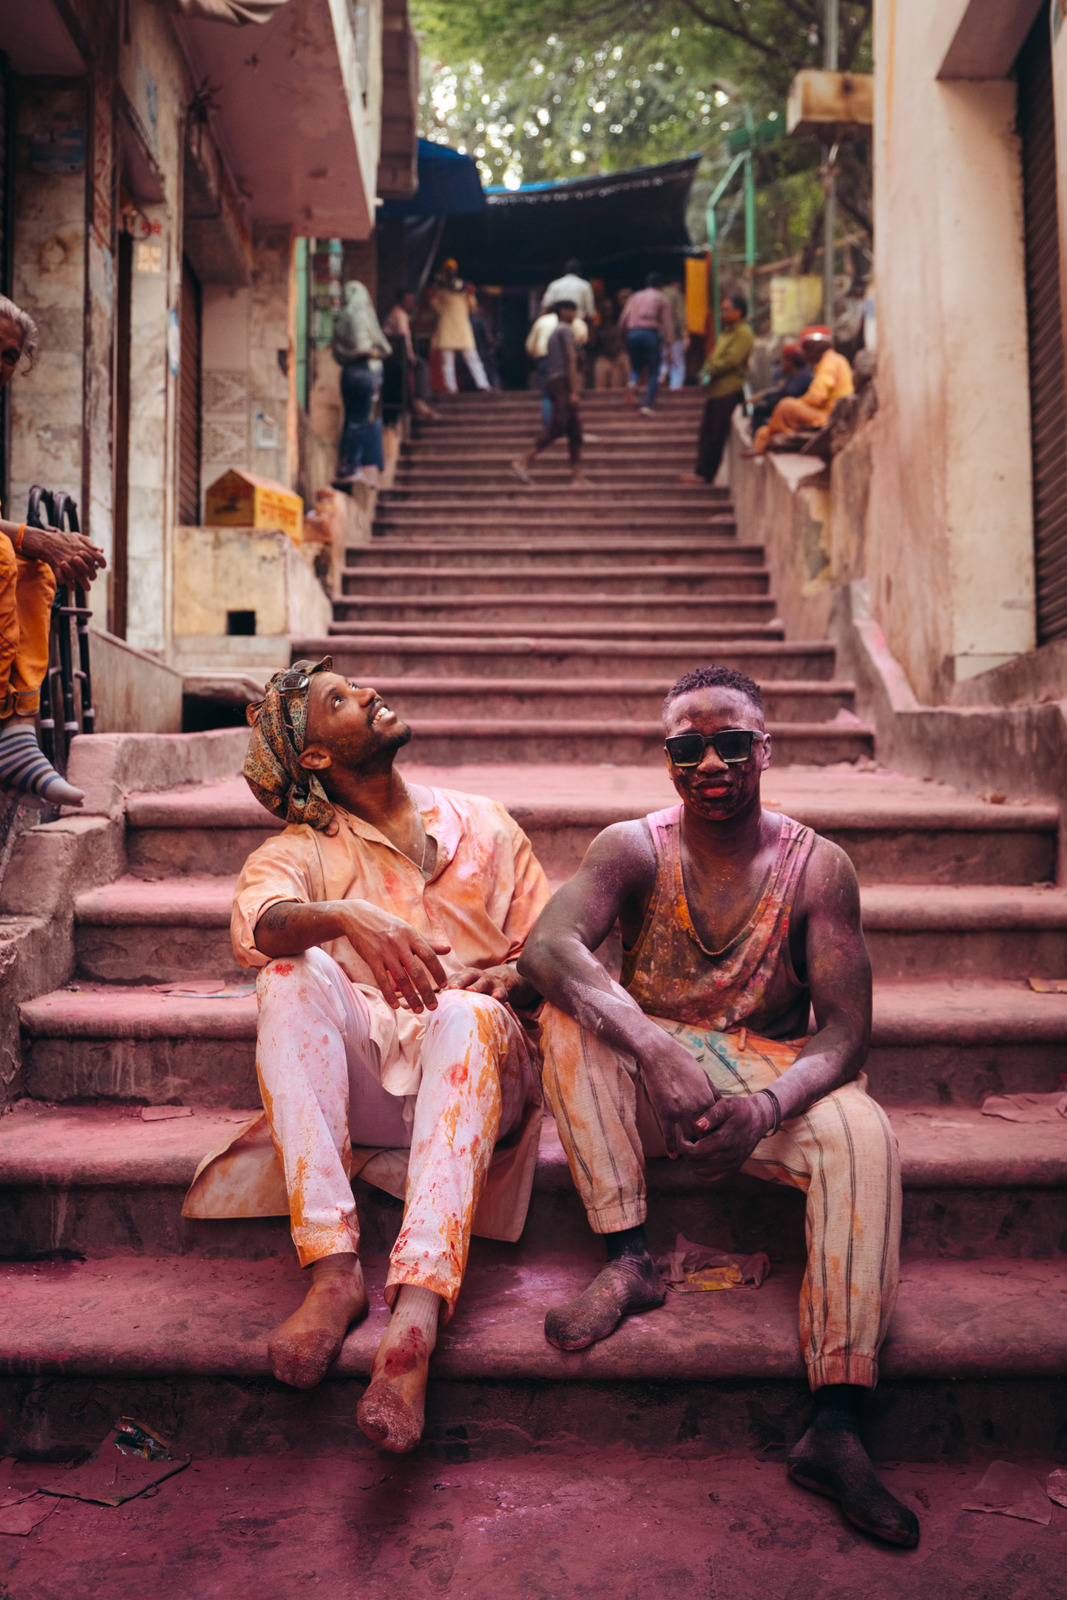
[620,806,816,1039]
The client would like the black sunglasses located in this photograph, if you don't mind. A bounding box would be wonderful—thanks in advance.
[665,729,766,768]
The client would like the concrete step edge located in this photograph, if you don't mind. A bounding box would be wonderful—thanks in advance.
[23,980,1067,1045]
[1,1101,1064,1193]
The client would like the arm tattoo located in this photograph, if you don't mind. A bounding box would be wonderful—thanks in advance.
[262,903,293,932]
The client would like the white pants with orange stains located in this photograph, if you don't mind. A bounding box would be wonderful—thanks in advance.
[255,948,529,1317]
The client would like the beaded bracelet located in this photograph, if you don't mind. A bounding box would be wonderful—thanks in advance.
[11,522,25,553]
[760,1086,783,1136]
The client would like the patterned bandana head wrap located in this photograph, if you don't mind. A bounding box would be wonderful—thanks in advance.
[243,657,336,831]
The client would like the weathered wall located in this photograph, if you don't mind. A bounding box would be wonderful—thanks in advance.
[871,0,1036,701]
[118,0,187,655]
[249,225,295,491]
[728,415,874,646]
[90,627,184,733]
[172,524,332,638]
[9,81,87,525]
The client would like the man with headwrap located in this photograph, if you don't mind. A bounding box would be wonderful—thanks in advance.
[183,659,550,1453]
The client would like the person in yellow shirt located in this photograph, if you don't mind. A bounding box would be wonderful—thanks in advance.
[748,325,853,454]
[678,292,754,485]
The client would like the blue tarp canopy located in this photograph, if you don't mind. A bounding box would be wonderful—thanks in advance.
[378,138,486,219]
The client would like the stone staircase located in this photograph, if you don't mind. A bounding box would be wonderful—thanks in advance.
[4,389,1067,1467]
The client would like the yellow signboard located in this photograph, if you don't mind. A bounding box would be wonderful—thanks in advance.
[769,276,823,337]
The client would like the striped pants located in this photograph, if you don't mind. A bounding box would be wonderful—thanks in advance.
[540,1005,902,1390]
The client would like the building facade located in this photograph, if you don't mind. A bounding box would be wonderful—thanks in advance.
[871,0,1067,702]
[0,0,416,660]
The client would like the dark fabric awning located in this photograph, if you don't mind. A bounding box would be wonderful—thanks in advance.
[378,138,486,219]
[439,155,700,287]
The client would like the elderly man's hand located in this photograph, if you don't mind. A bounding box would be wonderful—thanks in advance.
[677,1093,771,1182]
[22,525,107,588]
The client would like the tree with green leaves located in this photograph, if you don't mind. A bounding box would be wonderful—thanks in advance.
[414,0,871,285]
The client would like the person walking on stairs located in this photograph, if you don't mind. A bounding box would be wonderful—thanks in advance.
[428,259,493,394]
[0,294,105,808]
[332,280,391,485]
[679,293,754,486]
[519,664,918,1549]
[618,272,673,414]
[183,658,551,1454]
[540,257,596,324]
[512,302,587,486]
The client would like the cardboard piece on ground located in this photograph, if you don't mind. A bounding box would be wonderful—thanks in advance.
[1029,977,1067,993]
[39,1442,190,1507]
[1047,1468,1067,1509]
[0,1497,59,1536]
[964,1461,1052,1525]
[980,1092,1067,1124]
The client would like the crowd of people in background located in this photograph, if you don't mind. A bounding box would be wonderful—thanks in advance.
[330,255,859,491]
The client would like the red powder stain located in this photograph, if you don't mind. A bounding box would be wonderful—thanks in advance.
[382,1327,428,1378]
[273,962,294,976]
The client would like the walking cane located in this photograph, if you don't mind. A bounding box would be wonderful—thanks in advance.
[50,491,94,738]
[26,485,59,767]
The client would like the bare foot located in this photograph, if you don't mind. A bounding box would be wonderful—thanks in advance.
[544,1255,666,1351]
[510,459,532,484]
[357,1286,441,1454]
[787,1426,920,1547]
[268,1253,367,1389]
[677,472,707,486]
[570,472,590,487]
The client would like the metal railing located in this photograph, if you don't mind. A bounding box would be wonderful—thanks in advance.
[26,485,94,777]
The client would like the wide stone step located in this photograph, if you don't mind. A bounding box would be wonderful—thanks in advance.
[2,1101,1064,1263]
[340,567,770,599]
[392,719,870,766]
[23,980,1067,1109]
[348,540,759,569]
[120,767,1057,886]
[393,468,727,489]
[380,489,726,510]
[373,519,738,542]
[301,676,854,723]
[331,596,779,627]
[372,516,732,536]
[73,873,1067,987]
[326,618,787,641]
[311,634,836,681]
[2,1252,1062,1459]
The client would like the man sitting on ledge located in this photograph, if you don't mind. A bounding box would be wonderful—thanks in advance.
[744,325,853,456]
[184,658,549,1454]
[518,664,917,1548]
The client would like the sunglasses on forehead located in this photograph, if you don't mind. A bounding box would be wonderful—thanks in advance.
[664,729,767,768]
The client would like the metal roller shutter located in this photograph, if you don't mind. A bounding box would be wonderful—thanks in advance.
[1018,8,1067,644]
[178,258,202,527]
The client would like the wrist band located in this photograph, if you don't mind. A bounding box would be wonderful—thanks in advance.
[760,1086,783,1136]
[12,523,24,553]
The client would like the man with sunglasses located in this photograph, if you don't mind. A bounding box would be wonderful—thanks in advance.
[519,664,916,1548]
[183,659,550,1455]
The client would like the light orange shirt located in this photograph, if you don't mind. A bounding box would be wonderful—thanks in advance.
[231,786,550,1097]
[803,349,853,417]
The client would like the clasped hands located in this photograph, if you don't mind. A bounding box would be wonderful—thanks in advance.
[639,1033,773,1182]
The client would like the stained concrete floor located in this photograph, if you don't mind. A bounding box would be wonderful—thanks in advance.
[2,1450,1065,1600]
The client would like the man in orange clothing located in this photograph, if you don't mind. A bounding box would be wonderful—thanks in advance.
[746,325,853,455]
[0,295,106,807]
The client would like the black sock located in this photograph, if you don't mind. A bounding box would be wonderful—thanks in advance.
[810,1383,865,1434]
[604,1224,651,1264]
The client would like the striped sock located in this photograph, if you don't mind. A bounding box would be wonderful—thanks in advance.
[0,725,84,806]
